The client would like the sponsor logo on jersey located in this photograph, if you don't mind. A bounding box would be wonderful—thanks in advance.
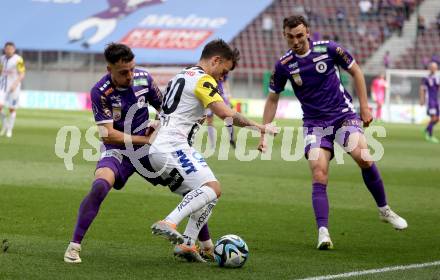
[134,78,148,86]
[175,150,198,174]
[281,55,293,65]
[134,88,149,97]
[288,62,298,69]
[313,54,329,63]
[313,46,327,53]
[185,70,195,76]
[104,88,114,96]
[336,47,352,65]
[112,102,122,121]
[315,61,328,73]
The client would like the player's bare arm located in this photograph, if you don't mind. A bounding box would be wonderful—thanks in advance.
[347,62,372,127]
[208,101,277,134]
[419,85,426,105]
[98,122,150,145]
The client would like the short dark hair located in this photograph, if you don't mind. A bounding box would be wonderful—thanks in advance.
[283,15,309,30]
[4,42,15,48]
[104,43,134,64]
[200,39,240,70]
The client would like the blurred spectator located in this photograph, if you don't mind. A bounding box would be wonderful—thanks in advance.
[312,31,321,42]
[393,10,404,36]
[383,51,391,68]
[436,12,440,35]
[357,23,367,37]
[417,15,426,36]
[431,54,440,65]
[403,0,413,20]
[336,7,346,23]
[359,0,372,20]
[262,14,274,34]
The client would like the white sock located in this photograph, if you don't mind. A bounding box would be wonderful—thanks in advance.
[379,205,390,213]
[165,186,217,226]
[183,200,217,240]
[7,111,16,132]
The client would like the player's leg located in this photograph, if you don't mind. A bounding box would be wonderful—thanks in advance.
[65,153,134,263]
[0,89,7,136]
[425,107,439,142]
[198,224,215,261]
[5,108,16,138]
[149,149,220,259]
[346,132,408,230]
[307,147,333,250]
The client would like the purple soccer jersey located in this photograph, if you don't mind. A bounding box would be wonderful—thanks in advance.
[421,74,440,116]
[91,68,162,151]
[270,40,357,121]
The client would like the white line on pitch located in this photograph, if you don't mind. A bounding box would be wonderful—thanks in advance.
[296,260,440,280]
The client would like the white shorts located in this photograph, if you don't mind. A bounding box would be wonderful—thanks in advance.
[0,88,20,109]
[149,147,217,195]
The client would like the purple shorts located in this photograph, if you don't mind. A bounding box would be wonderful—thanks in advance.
[303,115,363,159]
[427,104,439,117]
[96,149,164,190]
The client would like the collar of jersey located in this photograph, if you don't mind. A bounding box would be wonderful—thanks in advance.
[294,49,311,58]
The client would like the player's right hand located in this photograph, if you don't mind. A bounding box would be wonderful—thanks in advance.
[257,137,266,153]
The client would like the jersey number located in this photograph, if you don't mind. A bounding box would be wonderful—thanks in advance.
[162,77,185,114]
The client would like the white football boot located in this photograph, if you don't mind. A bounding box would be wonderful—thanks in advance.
[379,206,408,230]
[64,242,82,263]
[317,227,334,250]
[151,220,184,244]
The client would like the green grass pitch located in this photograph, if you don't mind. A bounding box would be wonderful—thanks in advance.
[0,109,439,279]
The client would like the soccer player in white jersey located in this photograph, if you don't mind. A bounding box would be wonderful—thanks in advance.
[149,39,277,261]
[0,42,25,138]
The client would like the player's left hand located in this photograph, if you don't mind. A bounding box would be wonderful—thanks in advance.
[360,107,373,127]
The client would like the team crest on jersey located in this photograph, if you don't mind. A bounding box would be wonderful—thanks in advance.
[137,96,146,108]
[315,61,328,73]
[281,55,293,65]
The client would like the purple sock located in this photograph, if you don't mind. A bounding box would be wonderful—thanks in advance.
[312,183,329,229]
[361,163,387,207]
[198,224,211,242]
[72,178,111,243]
[426,122,434,136]
[208,125,216,147]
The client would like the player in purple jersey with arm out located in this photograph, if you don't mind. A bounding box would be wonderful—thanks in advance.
[259,15,407,250]
[64,43,165,263]
[419,62,440,143]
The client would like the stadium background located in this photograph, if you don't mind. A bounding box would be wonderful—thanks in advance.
[1,0,440,279]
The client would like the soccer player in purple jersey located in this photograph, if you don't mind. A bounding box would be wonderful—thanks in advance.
[419,62,439,143]
[259,16,407,250]
[206,76,236,149]
[63,43,215,264]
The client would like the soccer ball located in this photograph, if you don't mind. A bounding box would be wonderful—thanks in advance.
[214,234,249,268]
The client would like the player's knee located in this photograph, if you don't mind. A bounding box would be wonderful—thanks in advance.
[90,178,112,201]
[205,181,221,198]
[312,169,328,184]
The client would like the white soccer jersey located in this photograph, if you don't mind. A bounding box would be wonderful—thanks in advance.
[0,54,25,93]
[150,66,223,153]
